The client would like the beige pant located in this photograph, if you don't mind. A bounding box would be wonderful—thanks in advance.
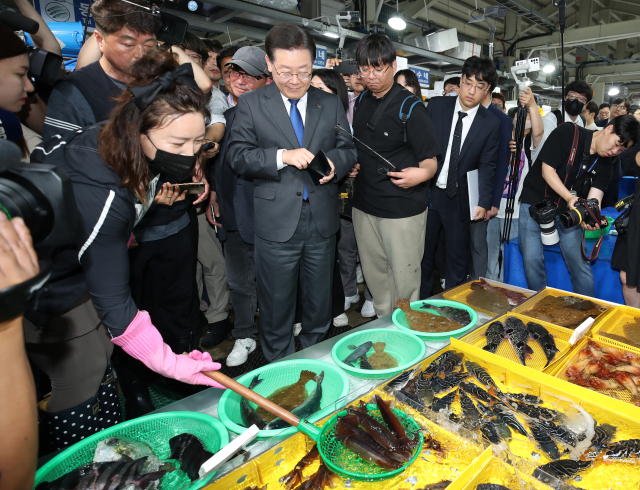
[352,208,428,317]
[196,210,230,323]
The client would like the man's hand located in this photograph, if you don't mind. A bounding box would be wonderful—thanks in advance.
[566,195,579,210]
[581,221,600,231]
[0,214,39,292]
[319,158,336,184]
[154,183,187,205]
[205,191,222,227]
[202,142,219,160]
[283,148,315,170]
[326,58,342,68]
[348,163,360,178]
[484,206,499,221]
[473,206,487,221]
[388,167,430,189]
[508,139,517,153]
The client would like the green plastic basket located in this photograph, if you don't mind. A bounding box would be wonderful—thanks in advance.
[392,299,477,341]
[317,403,423,481]
[585,216,613,239]
[34,412,229,490]
[217,359,350,439]
[331,328,426,379]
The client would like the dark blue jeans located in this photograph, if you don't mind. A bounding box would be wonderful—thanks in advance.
[518,203,595,296]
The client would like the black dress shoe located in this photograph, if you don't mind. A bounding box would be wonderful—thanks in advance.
[200,318,232,348]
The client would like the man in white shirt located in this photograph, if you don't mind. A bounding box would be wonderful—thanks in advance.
[583,101,600,131]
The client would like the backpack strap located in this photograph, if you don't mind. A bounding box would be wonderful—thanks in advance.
[399,96,422,143]
[552,109,563,127]
[360,84,405,146]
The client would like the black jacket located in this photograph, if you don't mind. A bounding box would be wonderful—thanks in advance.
[427,96,500,220]
[28,125,138,335]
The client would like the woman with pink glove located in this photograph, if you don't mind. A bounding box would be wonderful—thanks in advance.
[27,49,224,450]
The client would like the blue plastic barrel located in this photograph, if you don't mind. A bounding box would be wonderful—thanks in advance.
[24,21,85,57]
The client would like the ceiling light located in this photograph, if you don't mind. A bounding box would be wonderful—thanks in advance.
[388,15,406,30]
[543,63,555,73]
[608,86,620,96]
[323,30,340,38]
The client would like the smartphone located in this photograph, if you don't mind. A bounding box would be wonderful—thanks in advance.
[202,141,216,152]
[333,60,358,75]
[177,182,206,194]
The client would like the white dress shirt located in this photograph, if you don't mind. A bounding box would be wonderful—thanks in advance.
[436,96,480,188]
[276,92,308,170]
[227,92,236,108]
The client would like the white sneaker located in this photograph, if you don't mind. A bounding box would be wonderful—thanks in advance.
[333,313,349,327]
[356,264,364,284]
[361,300,376,318]
[226,338,256,367]
[344,293,360,311]
[293,323,302,337]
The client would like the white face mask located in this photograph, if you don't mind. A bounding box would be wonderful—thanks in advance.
[446,92,458,97]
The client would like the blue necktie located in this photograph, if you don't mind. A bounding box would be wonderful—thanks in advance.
[289,99,307,200]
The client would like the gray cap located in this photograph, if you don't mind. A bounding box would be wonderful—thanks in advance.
[225,46,269,77]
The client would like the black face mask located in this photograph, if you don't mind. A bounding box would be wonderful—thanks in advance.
[145,134,196,176]
[565,98,585,118]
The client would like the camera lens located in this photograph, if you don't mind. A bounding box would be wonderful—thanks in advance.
[0,173,52,244]
[539,221,560,246]
[559,208,581,229]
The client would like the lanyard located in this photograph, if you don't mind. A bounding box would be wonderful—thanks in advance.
[577,156,598,177]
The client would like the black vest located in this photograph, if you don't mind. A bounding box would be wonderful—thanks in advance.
[64,61,123,123]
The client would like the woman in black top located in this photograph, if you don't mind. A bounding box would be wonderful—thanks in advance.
[29,50,224,449]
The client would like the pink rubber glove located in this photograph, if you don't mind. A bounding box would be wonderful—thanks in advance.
[112,311,226,389]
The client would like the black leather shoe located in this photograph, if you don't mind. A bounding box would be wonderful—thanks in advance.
[200,318,232,348]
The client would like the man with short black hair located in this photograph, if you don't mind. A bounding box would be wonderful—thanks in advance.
[228,24,356,361]
[420,56,500,298]
[597,98,630,128]
[350,33,440,317]
[598,103,611,122]
[42,0,161,140]
[443,76,460,96]
[202,38,223,89]
[518,115,638,295]
[217,45,241,106]
[583,101,599,130]
[631,105,640,122]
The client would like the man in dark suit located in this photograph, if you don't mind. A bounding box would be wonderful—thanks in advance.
[596,97,629,128]
[204,46,271,366]
[227,24,357,362]
[420,56,500,298]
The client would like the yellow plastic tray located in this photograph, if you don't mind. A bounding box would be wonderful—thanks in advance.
[511,287,612,330]
[447,450,555,490]
[443,279,532,317]
[591,304,640,350]
[552,334,640,408]
[460,312,574,373]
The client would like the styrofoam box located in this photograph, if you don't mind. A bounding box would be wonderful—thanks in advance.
[424,28,459,52]
[445,41,482,60]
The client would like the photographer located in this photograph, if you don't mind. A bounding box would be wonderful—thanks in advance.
[518,115,639,295]
[28,49,223,448]
[0,207,39,490]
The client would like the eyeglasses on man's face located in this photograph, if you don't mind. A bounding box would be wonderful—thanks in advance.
[229,69,264,83]
[357,65,390,79]
[612,103,627,111]
[461,77,488,94]
[272,66,311,82]
[566,92,588,104]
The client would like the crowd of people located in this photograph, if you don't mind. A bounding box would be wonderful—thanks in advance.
[2,0,640,468]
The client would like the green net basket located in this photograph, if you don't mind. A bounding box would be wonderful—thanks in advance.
[318,403,423,481]
[331,328,426,379]
[585,216,613,239]
[34,412,229,490]
[217,359,350,439]
[392,299,477,341]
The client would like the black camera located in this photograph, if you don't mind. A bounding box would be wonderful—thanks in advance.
[0,143,78,251]
[559,198,605,229]
[529,198,559,245]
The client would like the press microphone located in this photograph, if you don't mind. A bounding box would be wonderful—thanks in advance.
[0,7,40,34]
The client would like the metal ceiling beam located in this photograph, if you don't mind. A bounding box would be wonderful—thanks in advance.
[208,8,241,23]
[492,0,556,30]
[516,18,640,49]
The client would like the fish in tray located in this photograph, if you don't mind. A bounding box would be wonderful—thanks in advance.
[423,351,457,376]
[387,365,421,391]
[501,392,543,405]
[528,420,561,460]
[602,438,640,460]
[521,295,605,329]
[527,321,560,368]
[417,481,452,490]
[459,390,483,430]
[480,421,504,445]
[504,317,534,366]
[256,370,317,422]
[431,390,457,413]
[483,321,505,354]
[476,485,513,490]
[367,341,399,370]
[169,433,214,481]
[36,457,167,490]
[431,372,469,394]
[342,341,373,366]
[532,459,593,485]
[395,299,465,333]
[416,372,435,406]
[436,353,464,375]
[266,371,324,430]
[470,278,528,306]
[459,381,492,403]
[465,360,501,396]
[421,302,472,325]
[241,375,268,429]
[491,403,528,437]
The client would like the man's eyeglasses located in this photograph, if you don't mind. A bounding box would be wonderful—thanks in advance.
[566,93,588,104]
[229,69,264,83]
[273,66,311,82]
[358,65,390,79]
[461,78,488,93]
[612,103,627,111]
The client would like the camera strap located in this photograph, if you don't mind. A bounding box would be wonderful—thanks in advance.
[0,263,51,322]
[578,198,607,261]
[545,123,580,208]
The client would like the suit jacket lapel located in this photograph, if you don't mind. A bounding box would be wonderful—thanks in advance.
[219,107,236,168]
[440,98,455,159]
[302,88,322,149]
[458,107,486,161]
[263,83,300,149]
